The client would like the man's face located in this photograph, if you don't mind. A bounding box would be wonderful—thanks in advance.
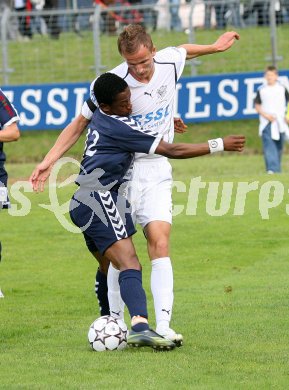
[123,45,156,83]
[108,87,132,117]
[265,70,278,85]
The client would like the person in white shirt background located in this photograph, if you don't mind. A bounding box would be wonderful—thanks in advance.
[254,65,289,174]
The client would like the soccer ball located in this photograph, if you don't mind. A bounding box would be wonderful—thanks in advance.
[88,315,128,352]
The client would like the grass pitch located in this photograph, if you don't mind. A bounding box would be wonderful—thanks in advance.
[1,22,289,389]
[1,154,289,389]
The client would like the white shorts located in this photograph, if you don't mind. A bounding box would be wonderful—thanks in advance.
[127,158,173,228]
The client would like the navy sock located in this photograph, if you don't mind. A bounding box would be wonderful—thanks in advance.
[95,269,110,316]
[119,269,149,330]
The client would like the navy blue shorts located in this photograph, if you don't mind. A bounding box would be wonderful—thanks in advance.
[69,189,136,255]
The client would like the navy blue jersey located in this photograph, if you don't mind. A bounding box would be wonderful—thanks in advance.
[0,89,19,167]
[76,108,161,191]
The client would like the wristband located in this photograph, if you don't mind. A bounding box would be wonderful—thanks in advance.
[208,138,224,153]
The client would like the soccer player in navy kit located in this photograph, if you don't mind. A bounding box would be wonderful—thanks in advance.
[31,72,245,349]
[0,89,20,262]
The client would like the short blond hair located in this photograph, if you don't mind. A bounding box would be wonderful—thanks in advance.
[117,24,154,55]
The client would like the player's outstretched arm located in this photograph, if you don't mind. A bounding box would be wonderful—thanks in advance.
[155,135,245,159]
[179,31,240,60]
[30,114,89,192]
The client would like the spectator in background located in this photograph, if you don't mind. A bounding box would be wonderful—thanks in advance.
[243,1,270,26]
[14,0,33,40]
[95,0,117,35]
[43,0,61,39]
[140,0,158,31]
[118,0,143,27]
[204,0,227,29]
[274,1,284,25]
[0,0,17,40]
[169,0,182,31]
[31,0,46,36]
[283,0,289,21]
[254,66,289,174]
[225,0,242,28]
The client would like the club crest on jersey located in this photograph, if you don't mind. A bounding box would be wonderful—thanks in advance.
[156,85,167,101]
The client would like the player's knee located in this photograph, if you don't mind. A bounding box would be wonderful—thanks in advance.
[118,254,142,271]
[148,236,169,258]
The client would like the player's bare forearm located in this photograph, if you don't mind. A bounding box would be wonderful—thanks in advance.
[180,31,240,59]
[30,114,89,192]
[0,122,20,142]
[155,135,245,159]
[44,114,89,164]
[156,141,209,158]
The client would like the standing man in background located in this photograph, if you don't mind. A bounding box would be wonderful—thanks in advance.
[204,0,228,29]
[14,0,33,40]
[254,65,289,174]
[43,0,61,39]
[169,0,182,31]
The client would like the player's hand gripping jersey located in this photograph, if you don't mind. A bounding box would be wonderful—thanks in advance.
[81,47,186,161]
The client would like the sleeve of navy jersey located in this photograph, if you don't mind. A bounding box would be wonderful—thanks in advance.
[0,89,19,129]
[108,115,161,154]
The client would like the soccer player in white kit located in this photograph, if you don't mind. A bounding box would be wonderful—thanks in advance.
[29,24,240,345]
[81,25,240,344]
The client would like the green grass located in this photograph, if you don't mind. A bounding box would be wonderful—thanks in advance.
[1,155,289,389]
[2,22,289,389]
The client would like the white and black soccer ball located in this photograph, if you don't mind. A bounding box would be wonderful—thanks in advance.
[88,315,128,352]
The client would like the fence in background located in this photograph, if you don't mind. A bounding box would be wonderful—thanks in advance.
[0,0,289,85]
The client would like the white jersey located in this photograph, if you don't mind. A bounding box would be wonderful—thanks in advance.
[81,46,187,162]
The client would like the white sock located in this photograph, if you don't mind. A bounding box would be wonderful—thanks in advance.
[151,257,174,330]
[107,263,125,320]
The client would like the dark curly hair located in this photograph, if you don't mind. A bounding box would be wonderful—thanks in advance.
[93,72,128,105]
